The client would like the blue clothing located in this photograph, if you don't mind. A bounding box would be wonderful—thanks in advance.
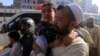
[0,42,22,56]
[35,35,48,54]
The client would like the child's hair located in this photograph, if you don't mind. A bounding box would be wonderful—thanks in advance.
[8,31,20,42]
[42,2,56,13]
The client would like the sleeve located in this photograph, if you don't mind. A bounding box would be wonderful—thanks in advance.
[93,27,99,48]
[97,27,100,56]
[36,36,48,54]
[62,44,89,56]
[0,48,11,56]
[82,29,94,46]
[80,28,94,46]
[9,43,22,56]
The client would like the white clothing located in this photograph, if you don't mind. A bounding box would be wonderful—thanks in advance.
[30,50,45,56]
[35,35,48,54]
[0,42,22,56]
[9,42,22,56]
[0,48,11,56]
[52,37,89,56]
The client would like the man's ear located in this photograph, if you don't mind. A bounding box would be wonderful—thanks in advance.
[70,21,77,28]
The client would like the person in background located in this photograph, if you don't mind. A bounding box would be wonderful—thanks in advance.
[19,17,35,56]
[0,17,35,56]
[0,31,22,56]
[85,16,100,56]
[76,23,94,46]
[50,3,89,56]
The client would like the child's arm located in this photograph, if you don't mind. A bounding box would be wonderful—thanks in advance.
[0,44,12,52]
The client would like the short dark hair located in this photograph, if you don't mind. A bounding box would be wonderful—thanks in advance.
[42,2,54,8]
[42,2,55,12]
[57,5,75,21]
[57,5,65,10]
[8,31,20,42]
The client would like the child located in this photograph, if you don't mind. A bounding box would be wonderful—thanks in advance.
[0,31,22,56]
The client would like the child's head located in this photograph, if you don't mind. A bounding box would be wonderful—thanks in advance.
[8,31,20,44]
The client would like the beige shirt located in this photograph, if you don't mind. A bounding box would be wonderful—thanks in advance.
[85,25,100,56]
[52,37,89,56]
[79,27,94,46]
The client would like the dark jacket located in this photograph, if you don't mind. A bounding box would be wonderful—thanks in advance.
[20,33,34,56]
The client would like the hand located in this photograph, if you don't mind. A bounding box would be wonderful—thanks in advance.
[62,30,77,46]
[0,45,4,52]
[32,42,41,55]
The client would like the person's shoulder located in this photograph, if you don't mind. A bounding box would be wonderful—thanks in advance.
[13,42,22,48]
[80,27,89,33]
[36,35,46,40]
[80,27,90,36]
[94,25,100,32]
[61,37,89,56]
[70,37,89,53]
[72,37,88,47]
[95,24,100,28]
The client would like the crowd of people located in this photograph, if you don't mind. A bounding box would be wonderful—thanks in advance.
[0,2,100,56]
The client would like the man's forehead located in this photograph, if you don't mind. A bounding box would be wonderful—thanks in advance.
[56,8,68,15]
[88,18,94,21]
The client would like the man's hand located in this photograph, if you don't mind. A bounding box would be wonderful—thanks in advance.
[63,30,77,46]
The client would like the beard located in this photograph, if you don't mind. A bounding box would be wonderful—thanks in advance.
[87,23,94,28]
[58,24,70,36]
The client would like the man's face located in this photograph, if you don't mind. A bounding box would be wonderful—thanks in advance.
[42,6,55,22]
[55,9,70,36]
[87,18,94,28]
[20,24,30,34]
